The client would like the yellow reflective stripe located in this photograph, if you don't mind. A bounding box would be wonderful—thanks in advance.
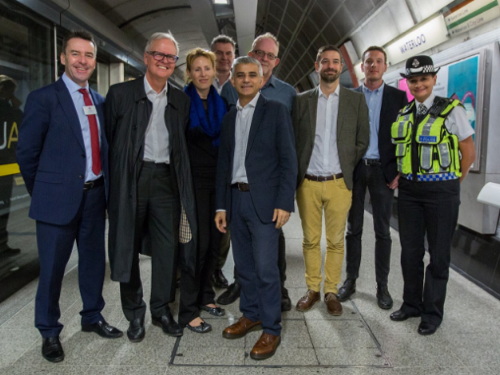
[0,163,21,177]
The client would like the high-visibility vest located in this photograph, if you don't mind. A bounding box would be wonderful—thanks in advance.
[391,97,462,181]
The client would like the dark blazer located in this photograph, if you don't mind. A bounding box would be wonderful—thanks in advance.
[215,95,297,223]
[17,78,108,225]
[354,84,408,183]
[293,85,370,190]
[105,77,197,282]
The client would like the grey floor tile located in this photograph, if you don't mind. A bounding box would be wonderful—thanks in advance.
[0,328,38,368]
[242,347,318,366]
[445,333,500,367]
[315,347,389,367]
[307,319,377,349]
[378,333,467,368]
[173,346,246,365]
[5,363,168,375]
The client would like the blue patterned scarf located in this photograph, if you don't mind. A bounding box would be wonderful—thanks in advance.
[184,83,227,146]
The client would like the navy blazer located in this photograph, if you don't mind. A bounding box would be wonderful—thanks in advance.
[354,84,408,183]
[17,78,108,225]
[215,95,297,223]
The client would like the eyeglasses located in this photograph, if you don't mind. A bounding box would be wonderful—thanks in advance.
[252,49,278,60]
[146,51,179,63]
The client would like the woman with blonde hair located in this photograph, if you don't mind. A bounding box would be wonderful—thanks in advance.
[179,48,228,333]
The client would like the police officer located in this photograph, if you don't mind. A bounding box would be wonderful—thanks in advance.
[389,55,475,335]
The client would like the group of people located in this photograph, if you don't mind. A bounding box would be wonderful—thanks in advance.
[16,27,475,364]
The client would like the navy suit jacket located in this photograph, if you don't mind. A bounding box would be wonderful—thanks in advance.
[354,84,408,183]
[216,95,297,223]
[17,78,108,225]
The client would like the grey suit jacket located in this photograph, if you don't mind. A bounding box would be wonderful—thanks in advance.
[292,85,370,190]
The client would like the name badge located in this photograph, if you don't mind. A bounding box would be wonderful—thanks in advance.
[83,105,97,115]
[418,135,437,143]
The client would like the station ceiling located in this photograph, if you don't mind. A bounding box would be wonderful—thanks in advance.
[83,0,387,89]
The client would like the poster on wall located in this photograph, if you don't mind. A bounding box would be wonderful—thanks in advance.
[398,52,483,171]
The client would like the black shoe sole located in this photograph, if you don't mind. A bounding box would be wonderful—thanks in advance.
[42,353,65,363]
[217,294,240,305]
[127,331,145,343]
[378,301,393,310]
[151,319,183,337]
[337,289,355,302]
[390,312,421,321]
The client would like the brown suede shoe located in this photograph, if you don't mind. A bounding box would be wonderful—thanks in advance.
[250,332,281,360]
[325,293,343,316]
[222,316,262,339]
[296,289,320,312]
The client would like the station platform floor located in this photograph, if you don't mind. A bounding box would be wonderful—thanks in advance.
[1,208,499,375]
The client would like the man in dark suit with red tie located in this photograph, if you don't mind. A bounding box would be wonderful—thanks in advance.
[17,30,122,364]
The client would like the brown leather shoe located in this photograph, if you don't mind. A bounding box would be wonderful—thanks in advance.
[325,293,343,316]
[222,316,261,339]
[296,289,320,312]
[250,332,281,360]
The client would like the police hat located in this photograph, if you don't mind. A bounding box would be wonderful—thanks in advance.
[400,55,440,78]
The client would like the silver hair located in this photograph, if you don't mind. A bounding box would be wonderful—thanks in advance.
[145,32,179,54]
[251,32,279,53]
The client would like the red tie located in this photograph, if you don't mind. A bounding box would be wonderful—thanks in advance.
[78,88,101,175]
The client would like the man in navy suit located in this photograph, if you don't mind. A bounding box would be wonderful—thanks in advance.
[17,30,122,363]
[339,46,408,309]
[215,56,297,360]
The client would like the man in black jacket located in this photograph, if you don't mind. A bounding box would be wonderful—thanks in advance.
[105,32,196,342]
[339,46,408,308]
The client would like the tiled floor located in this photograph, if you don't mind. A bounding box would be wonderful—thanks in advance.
[1,209,499,374]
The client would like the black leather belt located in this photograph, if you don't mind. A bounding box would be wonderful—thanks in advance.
[363,159,381,166]
[231,182,250,192]
[305,173,343,182]
[83,176,104,190]
[143,161,170,169]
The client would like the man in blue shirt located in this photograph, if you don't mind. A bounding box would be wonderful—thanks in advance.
[338,46,407,309]
[218,33,296,312]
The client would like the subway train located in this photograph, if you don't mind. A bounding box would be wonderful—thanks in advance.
[1,0,499,303]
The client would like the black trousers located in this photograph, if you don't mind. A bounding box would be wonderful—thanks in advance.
[179,173,221,326]
[120,162,180,321]
[397,177,460,326]
[345,162,394,285]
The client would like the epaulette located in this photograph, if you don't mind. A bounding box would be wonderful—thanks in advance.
[429,96,461,117]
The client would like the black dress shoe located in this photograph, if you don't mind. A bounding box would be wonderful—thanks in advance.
[376,284,393,310]
[200,305,225,317]
[42,336,64,363]
[337,279,356,302]
[0,245,21,256]
[186,321,212,334]
[281,287,292,312]
[418,321,438,335]
[82,320,123,338]
[211,269,229,289]
[127,318,145,343]
[390,309,421,321]
[217,281,241,305]
[152,312,183,337]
